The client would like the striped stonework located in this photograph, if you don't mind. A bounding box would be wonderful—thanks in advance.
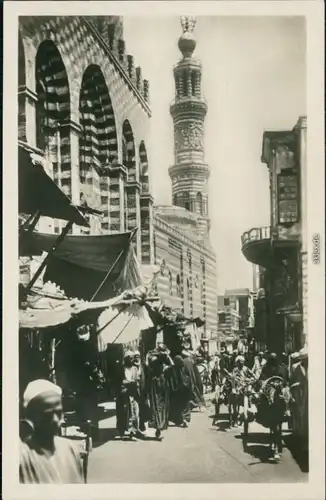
[19,16,152,251]
[18,16,218,316]
[124,182,141,258]
[154,214,217,336]
[140,194,154,265]
[106,165,127,233]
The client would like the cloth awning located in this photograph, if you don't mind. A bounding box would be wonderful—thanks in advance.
[19,283,159,330]
[19,144,89,227]
[20,230,141,301]
[97,303,153,345]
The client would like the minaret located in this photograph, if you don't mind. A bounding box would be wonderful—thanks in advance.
[169,16,210,239]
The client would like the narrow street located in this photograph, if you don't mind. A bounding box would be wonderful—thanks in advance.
[88,400,308,483]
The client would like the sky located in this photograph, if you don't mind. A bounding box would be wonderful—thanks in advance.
[123,16,306,293]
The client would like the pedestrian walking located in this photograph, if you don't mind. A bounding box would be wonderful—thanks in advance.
[169,355,192,428]
[146,345,173,440]
[252,352,264,379]
[19,379,83,484]
[133,349,149,436]
[115,350,142,440]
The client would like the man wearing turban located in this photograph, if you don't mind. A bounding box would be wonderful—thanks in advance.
[19,379,83,483]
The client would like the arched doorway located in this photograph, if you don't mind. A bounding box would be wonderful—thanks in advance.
[35,40,71,194]
[79,65,118,176]
[122,120,136,182]
[18,31,26,141]
[79,65,118,233]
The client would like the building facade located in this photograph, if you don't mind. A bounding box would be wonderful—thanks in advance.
[19,16,218,337]
[19,16,153,262]
[241,117,307,354]
[217,295,240,351]
[224,288,255,332]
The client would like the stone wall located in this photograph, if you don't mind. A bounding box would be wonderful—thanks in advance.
[153,215,218,336]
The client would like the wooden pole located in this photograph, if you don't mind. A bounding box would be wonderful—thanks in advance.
[26,219,73,292]
[19,211,41,235]
[49,337,56,384]
[90,228,138,302]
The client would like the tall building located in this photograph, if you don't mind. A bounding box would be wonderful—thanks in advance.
[153,18,218,340]
[217,294,240,351]
[18,16,218,339]
[224,288,255,331]
[169,16,210,241]
[241,117,307,354]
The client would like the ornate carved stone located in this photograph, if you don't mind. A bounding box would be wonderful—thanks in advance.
[175,121,204,152]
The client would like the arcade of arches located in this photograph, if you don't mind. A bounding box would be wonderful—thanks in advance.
[18,37,151,260]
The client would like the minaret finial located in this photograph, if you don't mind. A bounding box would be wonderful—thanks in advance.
[178,16,197,58]
[180,16,196,34]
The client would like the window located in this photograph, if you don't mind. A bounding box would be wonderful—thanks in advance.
[168,271,173,295]
[176,274,181,297]
[219,313,226,323]
[191,71,196,96]
[187,278,191,301]
[180,191,190,211]
[196,192,203,215]
[183,71,188,96]
[224,297,230,306]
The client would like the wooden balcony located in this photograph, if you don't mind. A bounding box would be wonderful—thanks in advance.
[241,225,299,267]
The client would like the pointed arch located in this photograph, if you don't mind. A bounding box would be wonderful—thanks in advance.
[35,40,71,201]
[196,191,203,215]
[79,64,118,178]
[139,141,149,193]
[122,119,136,182]
[181,191,190,211]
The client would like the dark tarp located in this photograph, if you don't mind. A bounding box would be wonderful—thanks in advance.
[21,230,136,301]
[19,144,89,227]
[144,303,204,329]
[142,303,205,357]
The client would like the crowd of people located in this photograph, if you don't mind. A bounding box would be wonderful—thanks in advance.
[114,343,205,441]
[209,346,308,459]
[18,340,308,483]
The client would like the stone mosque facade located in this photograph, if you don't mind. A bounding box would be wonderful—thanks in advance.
[18,16,218,338]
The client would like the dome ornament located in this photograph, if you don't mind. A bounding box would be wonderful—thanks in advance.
[178,16,197,57]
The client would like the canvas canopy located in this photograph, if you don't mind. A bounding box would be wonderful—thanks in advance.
[19,282,160,330]
[20,230,141,301]
[19,144,89,227]
[97,302,153,346]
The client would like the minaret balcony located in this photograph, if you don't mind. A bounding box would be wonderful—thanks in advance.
[169,162,210,179]
[241,225,300,267]
[170,98,207,118]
